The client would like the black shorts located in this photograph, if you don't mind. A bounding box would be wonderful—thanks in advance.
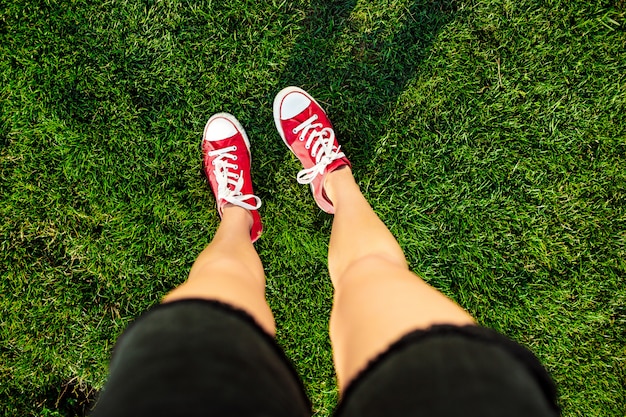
[90,299,559,417]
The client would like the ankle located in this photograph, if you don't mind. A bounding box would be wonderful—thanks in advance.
[324,166,356,206]
[221,205,254,230]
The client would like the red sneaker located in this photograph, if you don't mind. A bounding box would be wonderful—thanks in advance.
[202,113,262,242]
[273,87,351,213]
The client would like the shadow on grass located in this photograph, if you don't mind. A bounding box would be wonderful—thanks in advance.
[270,0,460,224]
[1,378,96,417]
[276,0,459,143]
[264,0,463,409]
[47,378,97,417]
[3,1,462,414]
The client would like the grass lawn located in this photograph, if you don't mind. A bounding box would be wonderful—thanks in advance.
[1,0,625,415]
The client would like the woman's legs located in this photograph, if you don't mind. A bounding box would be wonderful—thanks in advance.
[161,166,470,389]
[162,205,275,336]
[325,168,475,391]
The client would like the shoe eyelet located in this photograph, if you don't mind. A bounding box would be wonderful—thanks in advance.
[233,146,238,150]
[292,129,297,134]
[234,165,238,169]
[305,145,310,150]
[232,155,238,160]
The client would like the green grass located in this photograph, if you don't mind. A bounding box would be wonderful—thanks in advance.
[1,0,625,415]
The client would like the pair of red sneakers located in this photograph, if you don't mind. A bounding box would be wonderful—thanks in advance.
[202,87,351,242]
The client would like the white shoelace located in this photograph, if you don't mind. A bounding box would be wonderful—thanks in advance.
[208,145,261,211]
[292,114,345,184]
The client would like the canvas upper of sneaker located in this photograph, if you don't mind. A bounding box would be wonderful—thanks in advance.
[202,113,262,242]
[274,87,350,213]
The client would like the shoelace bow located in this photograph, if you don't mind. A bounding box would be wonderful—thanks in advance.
[208,145,261,211]
[293,114,345,184]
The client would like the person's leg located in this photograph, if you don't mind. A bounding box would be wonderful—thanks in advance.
[162,112,273,334]
[91,113,313,417]
[274,87,558,416]
[162,204,275,335]
[273,86,474,391]
[324,168,474,391]
[326,172,560,417]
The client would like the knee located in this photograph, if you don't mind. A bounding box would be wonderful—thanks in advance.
[189,256,264,284]
[333,253,408,289]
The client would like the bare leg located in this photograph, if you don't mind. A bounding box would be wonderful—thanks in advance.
[326,168,475,391]
[162,206,275,336]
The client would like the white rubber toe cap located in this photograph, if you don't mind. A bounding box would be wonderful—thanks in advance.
[205,115,237,141]
[280,91,311,120]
